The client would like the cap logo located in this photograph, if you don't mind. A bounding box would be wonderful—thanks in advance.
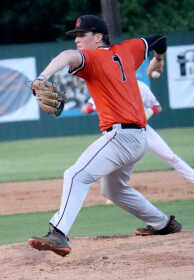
[75,18,81,27]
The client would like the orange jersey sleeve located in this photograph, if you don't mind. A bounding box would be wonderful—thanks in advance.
[71,38,147,131]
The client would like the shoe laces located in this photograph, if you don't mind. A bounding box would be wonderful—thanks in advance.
[44,231,52,238]
[144,225,154,231]
[45,227,69,241]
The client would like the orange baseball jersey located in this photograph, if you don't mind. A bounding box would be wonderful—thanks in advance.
[71,38,148,131]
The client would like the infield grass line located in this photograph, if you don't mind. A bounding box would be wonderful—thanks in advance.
[0,198,193,246]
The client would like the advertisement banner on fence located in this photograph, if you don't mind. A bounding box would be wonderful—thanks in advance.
[167,45,194,109]
[0,57,39,123]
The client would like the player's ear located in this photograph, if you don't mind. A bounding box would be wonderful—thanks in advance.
[95,33,103,43]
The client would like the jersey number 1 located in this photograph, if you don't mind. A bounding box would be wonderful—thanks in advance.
[113,55,127,81]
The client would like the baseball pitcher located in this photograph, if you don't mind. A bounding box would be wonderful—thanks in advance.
[28,15,182,257]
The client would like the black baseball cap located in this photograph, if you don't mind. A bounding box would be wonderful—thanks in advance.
[66,15,108,35]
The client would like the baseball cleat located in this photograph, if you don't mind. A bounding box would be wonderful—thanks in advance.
[28,228,71,257]
[135,215,182,236]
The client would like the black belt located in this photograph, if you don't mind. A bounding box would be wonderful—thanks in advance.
[106,123,143,132]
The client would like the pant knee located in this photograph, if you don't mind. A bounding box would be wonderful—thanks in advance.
[166,154,179,164]
[64,166,97,185]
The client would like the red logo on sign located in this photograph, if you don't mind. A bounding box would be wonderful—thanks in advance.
[75,18,81,27]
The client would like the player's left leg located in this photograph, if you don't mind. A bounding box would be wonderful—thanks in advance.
[147,125,194,183]
[101,164,169,230]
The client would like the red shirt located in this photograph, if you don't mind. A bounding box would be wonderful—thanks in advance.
[72,38,147,131]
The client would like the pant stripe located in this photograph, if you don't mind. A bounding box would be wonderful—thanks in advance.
[55,131,117,228]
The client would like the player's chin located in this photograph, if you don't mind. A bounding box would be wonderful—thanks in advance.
[76,45,83,50]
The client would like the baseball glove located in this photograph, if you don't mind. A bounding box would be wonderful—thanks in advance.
[31,79,66,116]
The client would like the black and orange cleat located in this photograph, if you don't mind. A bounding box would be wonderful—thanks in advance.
[28,228,71,257]
[136,216,182,236]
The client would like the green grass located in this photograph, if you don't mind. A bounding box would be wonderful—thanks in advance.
[0,127,193,183]
[0,199,193,246]
[0,134,99,182]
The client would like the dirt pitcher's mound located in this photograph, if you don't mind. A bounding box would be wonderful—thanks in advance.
[0,231,194,280]
[0,170,194,280]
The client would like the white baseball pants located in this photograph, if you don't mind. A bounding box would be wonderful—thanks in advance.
[50,125,168,235]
